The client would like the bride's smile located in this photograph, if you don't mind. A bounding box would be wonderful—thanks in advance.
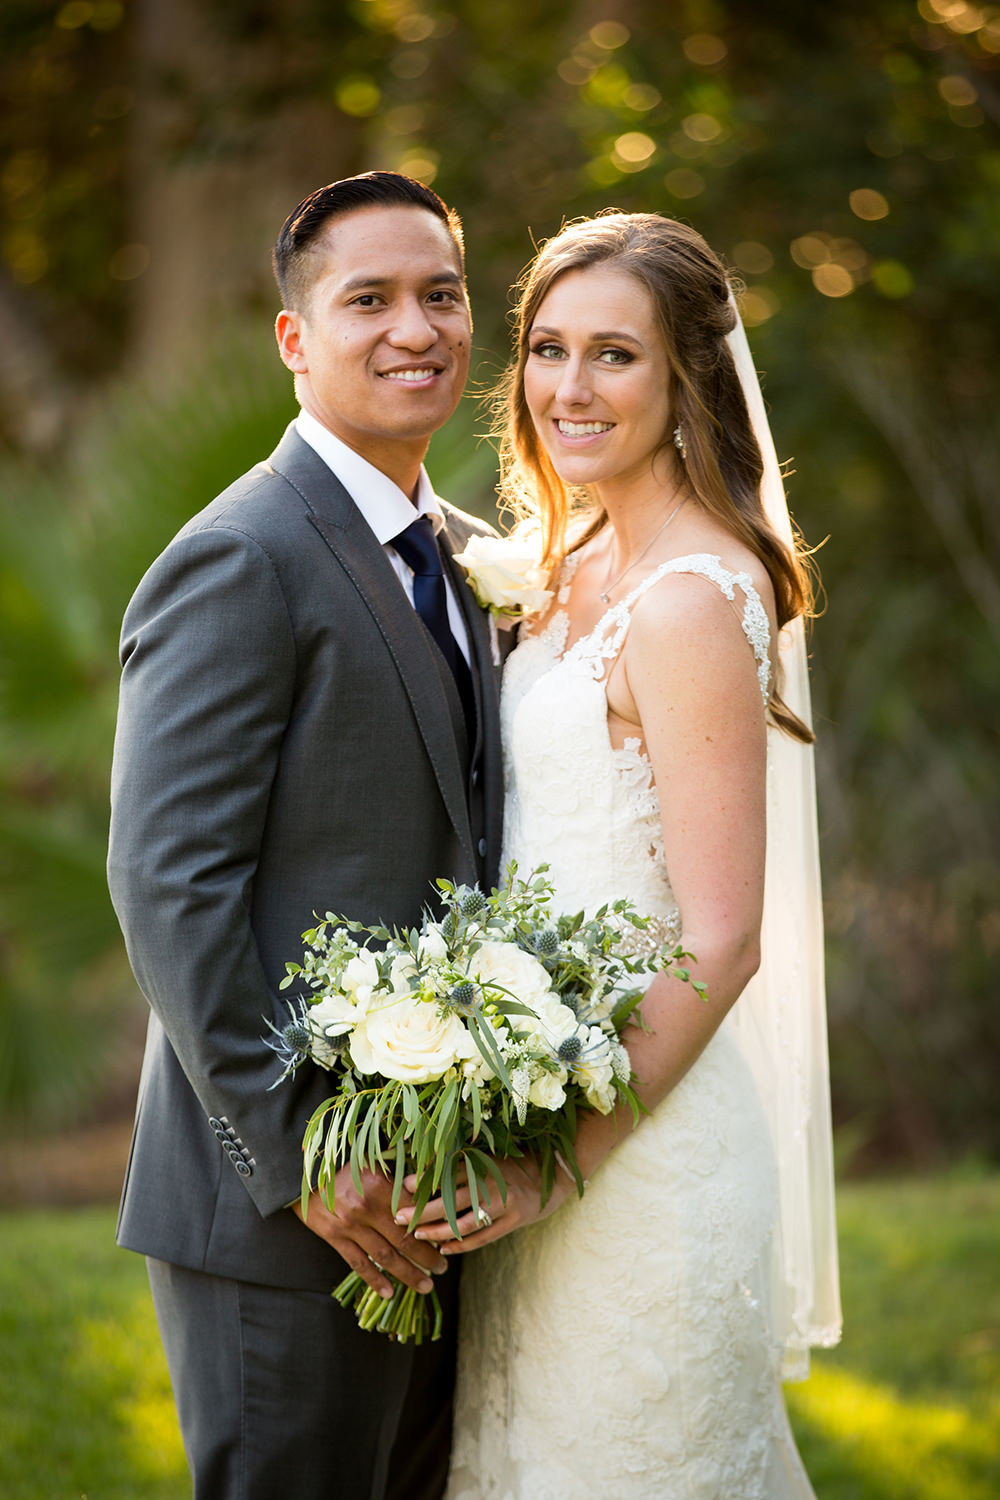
[524,262,676,498]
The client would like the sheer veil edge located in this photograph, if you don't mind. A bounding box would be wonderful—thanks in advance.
[726,303,843,1379]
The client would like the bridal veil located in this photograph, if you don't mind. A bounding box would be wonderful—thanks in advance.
[726,302,842,1377]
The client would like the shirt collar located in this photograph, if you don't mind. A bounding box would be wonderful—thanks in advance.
[295,408,444,542]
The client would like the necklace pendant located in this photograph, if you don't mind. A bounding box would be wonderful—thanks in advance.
[599,591,610,604]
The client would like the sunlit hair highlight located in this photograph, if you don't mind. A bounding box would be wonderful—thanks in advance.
[496,211,816,742]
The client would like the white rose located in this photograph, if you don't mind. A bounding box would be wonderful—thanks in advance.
[528,1068,568,1112]
[452,534,553,619]
[468,940,554,1012]
[349,991,477,1083]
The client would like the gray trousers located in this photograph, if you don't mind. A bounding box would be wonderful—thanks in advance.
[147,1258,460,1500]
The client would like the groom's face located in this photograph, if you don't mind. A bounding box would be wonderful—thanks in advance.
[276,204,471,488]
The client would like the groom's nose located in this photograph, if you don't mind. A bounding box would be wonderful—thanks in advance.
[385,295,437,351]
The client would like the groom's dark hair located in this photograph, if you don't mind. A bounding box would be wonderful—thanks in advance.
[273,170,465,310]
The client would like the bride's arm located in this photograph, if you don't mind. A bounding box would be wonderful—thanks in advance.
[571,572,768,1174]
[404,574,769,1247]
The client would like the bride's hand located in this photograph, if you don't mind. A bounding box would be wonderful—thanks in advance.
[394,1156,574,1255]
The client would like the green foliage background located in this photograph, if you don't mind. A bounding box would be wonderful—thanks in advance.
[0,0,997,1165]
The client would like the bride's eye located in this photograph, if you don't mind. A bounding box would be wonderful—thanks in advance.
[528,341,565,360]
[598,347,633,365]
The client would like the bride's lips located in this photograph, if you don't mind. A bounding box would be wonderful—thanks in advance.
[551,417,616,446]
[377,363,446,389]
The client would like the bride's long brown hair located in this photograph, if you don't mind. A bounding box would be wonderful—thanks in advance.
[496,212,816,743]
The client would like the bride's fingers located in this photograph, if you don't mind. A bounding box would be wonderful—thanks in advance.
[396,1184,474,1228]
[438,1214,509,1254]
[412,1202,500,1244]
[402,1167,469,1196]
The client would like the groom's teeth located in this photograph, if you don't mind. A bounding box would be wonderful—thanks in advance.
[557,420,614,435]
[383,368,437,381]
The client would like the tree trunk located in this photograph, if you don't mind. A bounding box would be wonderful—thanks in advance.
[129,0,367,374]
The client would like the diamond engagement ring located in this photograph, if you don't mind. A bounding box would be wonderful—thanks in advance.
[475,1208,493,1229]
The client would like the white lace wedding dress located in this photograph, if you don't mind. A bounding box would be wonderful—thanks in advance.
[445,555,816,1500]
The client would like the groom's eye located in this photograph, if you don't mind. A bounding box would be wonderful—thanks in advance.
[352,294,383,307]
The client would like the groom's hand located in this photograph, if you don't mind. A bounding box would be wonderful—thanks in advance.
[293,1167,448,1299]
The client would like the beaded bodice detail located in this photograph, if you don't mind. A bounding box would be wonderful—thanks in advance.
[500,552,772,936]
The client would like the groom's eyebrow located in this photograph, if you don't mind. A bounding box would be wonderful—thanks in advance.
[340,270,465,293]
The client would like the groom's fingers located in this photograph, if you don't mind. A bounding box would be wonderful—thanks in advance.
[294,1181,447,1287]
[352,1230,438,1296]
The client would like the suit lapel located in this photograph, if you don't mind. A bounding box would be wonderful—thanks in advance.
[266,427,476,872]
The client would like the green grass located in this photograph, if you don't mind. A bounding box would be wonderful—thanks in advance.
[0,1176,997,1498]
[787,1173,1000,1499]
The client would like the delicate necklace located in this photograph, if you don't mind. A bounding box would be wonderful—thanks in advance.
[599,497,687,604]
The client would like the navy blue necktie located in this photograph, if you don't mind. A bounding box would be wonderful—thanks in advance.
[392,516,476,733]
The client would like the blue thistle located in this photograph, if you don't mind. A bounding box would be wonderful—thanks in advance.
[319,1028,351,1055]
[283,1020,313,1053]
[449,981,478,1013]
[557,1034,583,1063]
[532,927,559,958]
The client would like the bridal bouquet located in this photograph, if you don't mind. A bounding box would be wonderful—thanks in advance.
[268,866,701,1342]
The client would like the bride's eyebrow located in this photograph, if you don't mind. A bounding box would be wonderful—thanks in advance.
[530,324,643,346]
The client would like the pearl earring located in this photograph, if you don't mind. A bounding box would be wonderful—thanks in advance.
[673,423,687,461]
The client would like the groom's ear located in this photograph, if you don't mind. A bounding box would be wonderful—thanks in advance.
[275,309,308,373]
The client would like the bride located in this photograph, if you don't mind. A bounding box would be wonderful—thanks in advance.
[400,212,841,1498]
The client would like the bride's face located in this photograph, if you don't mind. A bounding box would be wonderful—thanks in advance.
[523,263,674,493]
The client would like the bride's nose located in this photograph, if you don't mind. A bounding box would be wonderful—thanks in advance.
[555,356,593,407]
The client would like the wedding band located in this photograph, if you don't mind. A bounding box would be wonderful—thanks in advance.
[475,1208,493,1229]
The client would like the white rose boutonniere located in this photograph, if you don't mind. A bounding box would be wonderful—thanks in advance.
[452,534,553,624]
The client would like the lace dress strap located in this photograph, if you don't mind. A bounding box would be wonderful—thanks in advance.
[567,552,772,703]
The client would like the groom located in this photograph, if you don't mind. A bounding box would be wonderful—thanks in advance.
[107,172,503,1500]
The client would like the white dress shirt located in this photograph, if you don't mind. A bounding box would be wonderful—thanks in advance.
[296,409,471,664]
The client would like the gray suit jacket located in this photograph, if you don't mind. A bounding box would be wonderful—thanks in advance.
[108,424,504,1291]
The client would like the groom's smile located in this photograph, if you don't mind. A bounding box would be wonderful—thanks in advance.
[276,202,472,494]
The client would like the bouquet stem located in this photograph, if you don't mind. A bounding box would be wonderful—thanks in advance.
[333,1272,444,1344]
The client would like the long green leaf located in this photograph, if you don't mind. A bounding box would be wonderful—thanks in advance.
[469,1011,510,1089]
[409,1166,435,1231]
[470,1077,482,1141]
[441,1152,460,1238]
[434,1078,459,1155]
[466,1146,508,1207]
[391,1133,408,1217]
[464,1152,481,1227]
